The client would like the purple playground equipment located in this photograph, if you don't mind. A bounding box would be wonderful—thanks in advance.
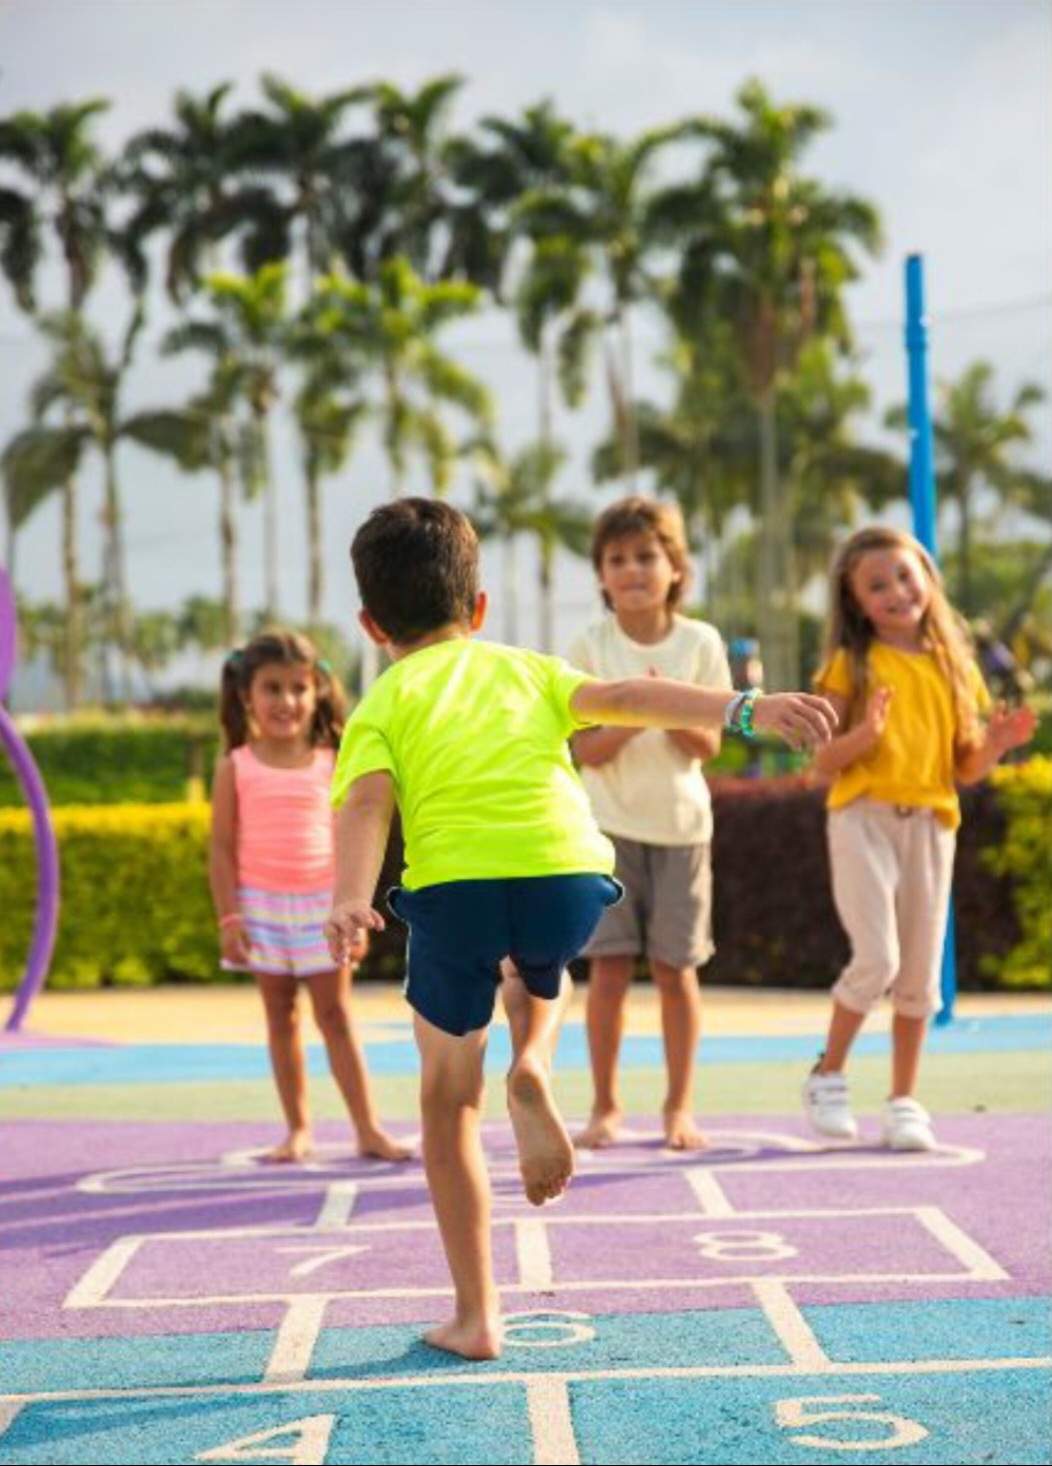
[0,565,59,1032]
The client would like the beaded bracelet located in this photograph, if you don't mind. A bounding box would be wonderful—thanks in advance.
[738,689,761,740]
[723,690,748,730]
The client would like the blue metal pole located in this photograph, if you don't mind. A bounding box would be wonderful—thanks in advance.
[904,254,956,1025]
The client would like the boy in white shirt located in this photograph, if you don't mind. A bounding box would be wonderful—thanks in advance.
[569,497,732,1151]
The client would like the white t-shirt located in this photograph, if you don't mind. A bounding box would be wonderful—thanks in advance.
[566,614,732,847]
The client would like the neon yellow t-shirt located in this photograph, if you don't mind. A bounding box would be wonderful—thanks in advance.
[814,643,990,829]
[331,638,615,889]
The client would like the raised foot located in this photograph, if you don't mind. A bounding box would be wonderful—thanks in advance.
[507,1058,574,1205]
[424,1316,502,1360]
[358,1128,413,1163]
[574,1109,624,1149]
[261,1131,313,1164]
[663,1109,709,1151]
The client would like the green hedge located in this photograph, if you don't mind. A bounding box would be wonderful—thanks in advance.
[2,769,1049,993]
[0,720,219,807]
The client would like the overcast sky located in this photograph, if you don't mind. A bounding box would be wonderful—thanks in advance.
[2,0,1050,667]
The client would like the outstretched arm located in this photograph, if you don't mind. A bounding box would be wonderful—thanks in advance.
[326,770,396,964]
[570,677,837,750]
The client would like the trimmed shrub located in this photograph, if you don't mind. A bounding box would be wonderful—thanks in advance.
[983,758,1052,987]
[0,720,219,807]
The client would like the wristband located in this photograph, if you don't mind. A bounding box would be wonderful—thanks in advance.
[738,689,761,740]
[218,913,244,929]
[723,690,748,730]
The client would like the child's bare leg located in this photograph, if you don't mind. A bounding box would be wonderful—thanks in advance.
[502,963,575,1205]
[307,968,411,1162]
[413,1012,501,1359]
[651,958,707,1151]
[890,1012,927,1098]
[256,972,312,1162]
[577,955,633,1147]
[816,1000,867,1073]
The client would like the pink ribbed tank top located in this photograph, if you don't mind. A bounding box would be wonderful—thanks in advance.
[231,744,335,892]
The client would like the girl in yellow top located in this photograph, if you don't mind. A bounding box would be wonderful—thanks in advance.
[805,526,1036,1151]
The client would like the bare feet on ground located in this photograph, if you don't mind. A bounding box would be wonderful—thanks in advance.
[507,1056,575,1205]
[574,1109,624,1149]
[358,1128,413,1162]
[663,1109,709,1151]
[424,1315,502,1360]
[262,1130,313,1164]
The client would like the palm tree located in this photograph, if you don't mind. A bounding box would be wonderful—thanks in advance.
[471,439,593,650]
[887,361,1046,616]
[165,262,290,616]
[2,309,205,695]
[309,256,491,497]
[515,121,699,483]
[673,79,882,686]
[118,82,285,303]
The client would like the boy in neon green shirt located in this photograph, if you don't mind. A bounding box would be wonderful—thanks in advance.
[326,498,836,1361]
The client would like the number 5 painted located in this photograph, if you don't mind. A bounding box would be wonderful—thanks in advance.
[775,1394,928,1452]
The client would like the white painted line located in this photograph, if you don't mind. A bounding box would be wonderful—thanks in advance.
[685,1168,736,1217]
[264,1296,329,1384]
[314,1183,358,1230]
[5,1355,1050,1409]
[0,1401,24,1439]
[751,1279,830,1369]
[516,1219,554,1291]
[915,1206,1010,1282]
[63,1237,142,1308]
[527,1376,580,1465]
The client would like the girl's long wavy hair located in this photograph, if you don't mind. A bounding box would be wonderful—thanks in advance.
[823,526,981,748]
[219,630,347,752]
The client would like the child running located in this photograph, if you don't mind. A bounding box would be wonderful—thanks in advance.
[569,497,732,1152]
[325,498,837,1359]
[209,629,410,1165]
[805,526,1036,1150]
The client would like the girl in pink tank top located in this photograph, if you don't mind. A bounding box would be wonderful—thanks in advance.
[209,630,409,1165]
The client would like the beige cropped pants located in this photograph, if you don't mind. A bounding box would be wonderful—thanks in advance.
[827,799,956,1019]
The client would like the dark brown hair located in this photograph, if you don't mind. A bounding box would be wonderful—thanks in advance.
[590,496,691,609]
[351,498,479,643]
[218,629,347,752]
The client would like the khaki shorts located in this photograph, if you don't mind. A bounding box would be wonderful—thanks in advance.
[827,799,956,1019]
[583,835,714,971]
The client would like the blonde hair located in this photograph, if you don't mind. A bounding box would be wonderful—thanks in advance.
[823,525,981,747]
[591,496,691,610]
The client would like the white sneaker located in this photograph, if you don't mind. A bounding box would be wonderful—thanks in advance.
[883,1097,937,1151]
[802,1068,858,1141]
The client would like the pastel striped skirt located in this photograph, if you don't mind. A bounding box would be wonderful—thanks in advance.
[236,885,336,980]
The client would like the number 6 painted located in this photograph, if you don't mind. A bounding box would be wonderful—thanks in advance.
[775,1394,928,1452]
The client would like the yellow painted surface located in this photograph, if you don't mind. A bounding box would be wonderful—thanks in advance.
[17,981,1050,1045]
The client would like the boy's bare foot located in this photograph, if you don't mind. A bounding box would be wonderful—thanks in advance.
[424,1315,502,1361]
[358,1128,413,1163]
[507,1056,575,1205]
[574,1109,624,1149]
[262,1130,313,1164]
[663,1109,709,1151]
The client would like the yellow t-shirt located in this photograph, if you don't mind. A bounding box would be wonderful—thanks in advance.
[331,638,615,889]
[814,643,990,830]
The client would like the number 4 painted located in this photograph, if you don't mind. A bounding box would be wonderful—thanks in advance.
[195,1413,335,1464]
[775,1395,928,1452]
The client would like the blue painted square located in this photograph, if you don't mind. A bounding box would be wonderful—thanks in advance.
[0,1330,273,1394]
[805,1297,1052,1363]
[0,1384,534,1465]
[571,1366,1052,1464]
[311,1304,785,1379]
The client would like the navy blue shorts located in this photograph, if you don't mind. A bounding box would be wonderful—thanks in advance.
[387,874,622,1037]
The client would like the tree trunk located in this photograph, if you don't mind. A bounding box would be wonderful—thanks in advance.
[305,454,323,626]
[538,332,555,652]
[755,392,797,690]
[257,412,279,619]
[218,451,240,645]
[619,308,638,489]
[61,478,81,709]
[503,531,519,646]
[539,535,555,654]
[103,443,132,699]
